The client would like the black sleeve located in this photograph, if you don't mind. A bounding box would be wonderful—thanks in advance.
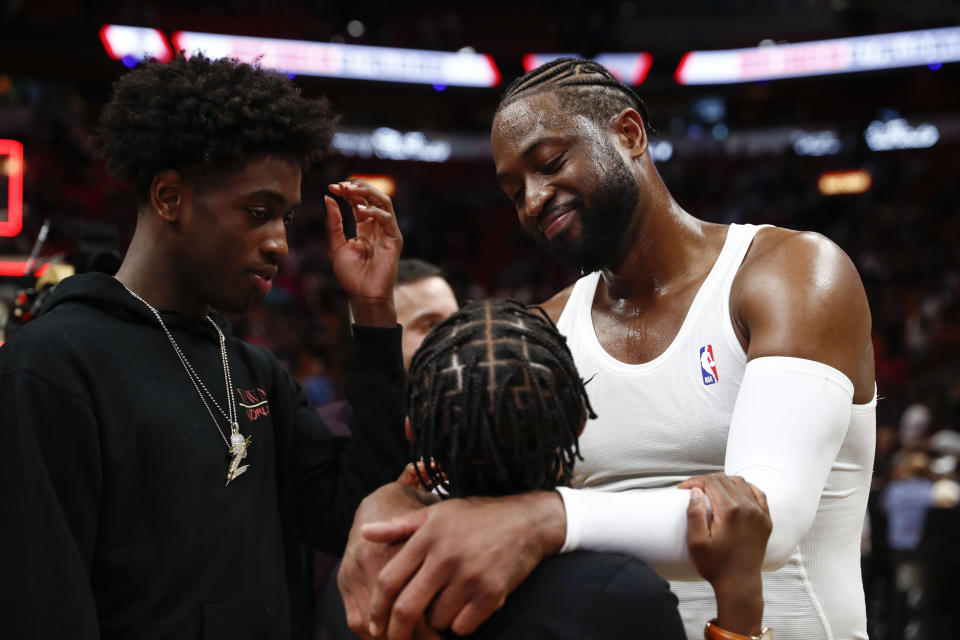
[288,324,409,554]
[0,367,102,638]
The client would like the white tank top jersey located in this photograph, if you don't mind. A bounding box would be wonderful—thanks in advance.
[556,224,876,640]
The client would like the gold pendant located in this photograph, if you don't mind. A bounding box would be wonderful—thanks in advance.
[225,434,251,485]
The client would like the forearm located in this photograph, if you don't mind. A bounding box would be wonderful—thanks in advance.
[724,356,853,568]
[559,357,853,577]
[557,485,701,580]
[343,324,410,485]
[293,326,407,549]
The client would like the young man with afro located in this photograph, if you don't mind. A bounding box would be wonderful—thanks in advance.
[0,55,408,639]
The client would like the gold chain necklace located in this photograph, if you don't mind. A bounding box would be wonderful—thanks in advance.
[120,282,251,485]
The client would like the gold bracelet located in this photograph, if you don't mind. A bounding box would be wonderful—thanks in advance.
[704,619,774,640]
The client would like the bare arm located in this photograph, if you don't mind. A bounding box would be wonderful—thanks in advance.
[731,228,873,398]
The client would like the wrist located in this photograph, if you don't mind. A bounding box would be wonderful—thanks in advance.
[712,575,764,637]
[350,297,397,328]
[518,491,566,558]
[704,620,773,640]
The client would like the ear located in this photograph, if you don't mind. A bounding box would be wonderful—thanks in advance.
[149,169,185,223]
[610,108,648,159]
[404,416,414,443]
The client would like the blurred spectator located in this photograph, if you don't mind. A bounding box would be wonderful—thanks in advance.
[920,448,960,639]
[883,452,933,640]
[899,404,932,450]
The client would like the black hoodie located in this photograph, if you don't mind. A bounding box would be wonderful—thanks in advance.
[0,273,408,639]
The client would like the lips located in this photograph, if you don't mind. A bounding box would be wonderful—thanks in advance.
[248,267,277,294]
[538,202,578,239]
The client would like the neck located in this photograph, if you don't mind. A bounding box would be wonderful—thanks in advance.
[598,171,717,306]
[115,217,209,320]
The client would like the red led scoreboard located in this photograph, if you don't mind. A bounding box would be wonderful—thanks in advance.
[0,139,23,238]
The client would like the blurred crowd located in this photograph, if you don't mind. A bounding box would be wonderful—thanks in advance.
[3,73,959,640]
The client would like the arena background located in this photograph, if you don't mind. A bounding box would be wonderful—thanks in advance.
[1,2,959,638]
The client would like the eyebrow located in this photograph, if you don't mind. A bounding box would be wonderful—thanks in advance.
[495,135,567,183]
[247,189,300,209]
[408,310,447,324]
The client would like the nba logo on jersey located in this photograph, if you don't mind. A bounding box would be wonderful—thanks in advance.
[699,345,719,385]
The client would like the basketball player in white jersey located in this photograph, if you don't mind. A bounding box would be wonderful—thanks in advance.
[338,59,876,640]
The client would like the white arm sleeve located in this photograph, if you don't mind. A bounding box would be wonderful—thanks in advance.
[557,356,854,580]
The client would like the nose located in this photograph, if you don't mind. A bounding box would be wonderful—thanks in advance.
[522,177,554,222]
[261,219,289,263]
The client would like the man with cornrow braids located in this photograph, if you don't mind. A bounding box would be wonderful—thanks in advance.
[329,299,770,639]
[341,57,875,640]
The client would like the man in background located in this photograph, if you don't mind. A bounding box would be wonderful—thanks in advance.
[316,258,458,434]
[393,259,460,371]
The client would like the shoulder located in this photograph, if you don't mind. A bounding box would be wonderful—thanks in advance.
[731,226,872,377]
[576,553,683,638]
[2,302,101,365]
[733,226,868,318]
[478,552,681,640]
[0,308,103,401]
[537,283,576,324]
[736,227,861,291]
[528,552,675,607]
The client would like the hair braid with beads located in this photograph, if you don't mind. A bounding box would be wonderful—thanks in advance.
[407,299,596,498]
[496,57,655,134]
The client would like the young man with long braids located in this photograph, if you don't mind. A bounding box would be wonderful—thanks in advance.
[0,55,408,639]
[340,58,876,640]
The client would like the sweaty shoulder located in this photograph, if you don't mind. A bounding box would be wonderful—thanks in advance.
[537,284,576,324]
[731,227,874,400]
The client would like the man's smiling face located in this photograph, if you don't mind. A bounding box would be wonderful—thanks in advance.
[491,91,639,273]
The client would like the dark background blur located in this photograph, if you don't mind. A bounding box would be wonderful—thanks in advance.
[2,2,960,638]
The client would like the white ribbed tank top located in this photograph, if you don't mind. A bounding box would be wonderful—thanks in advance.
[556,224,875,640]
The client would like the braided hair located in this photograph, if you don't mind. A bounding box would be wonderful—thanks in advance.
[407,299,596,498]
[496,57,655,134]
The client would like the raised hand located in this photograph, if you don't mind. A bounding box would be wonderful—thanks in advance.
[325,179,403,327]
[679,472,771,637]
